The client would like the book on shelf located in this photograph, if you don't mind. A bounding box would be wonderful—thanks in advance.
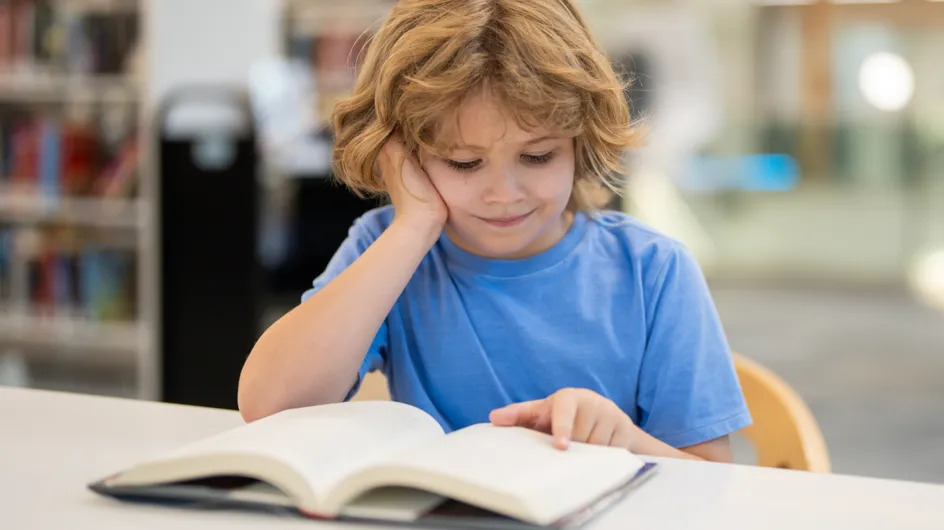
[89,401,657,529]
[0,0,139,77]
[0,110,138,199]
[0,227,137,322]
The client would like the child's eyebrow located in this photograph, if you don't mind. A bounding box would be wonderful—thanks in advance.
[446,135,557,153]
[523,135,556,146]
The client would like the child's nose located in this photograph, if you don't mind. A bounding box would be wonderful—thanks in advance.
[482,167,526,205]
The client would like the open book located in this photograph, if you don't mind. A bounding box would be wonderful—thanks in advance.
[88,401,656,529]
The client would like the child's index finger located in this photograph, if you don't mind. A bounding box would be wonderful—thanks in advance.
[489,400,540,427]
[550,394,577,450]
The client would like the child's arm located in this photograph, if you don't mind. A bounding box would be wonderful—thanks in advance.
[238,139,446,422]
[632,431,733,462]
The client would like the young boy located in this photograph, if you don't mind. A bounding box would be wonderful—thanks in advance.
[238,0,751,463]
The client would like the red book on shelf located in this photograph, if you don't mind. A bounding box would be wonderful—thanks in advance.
[34,243,55,317]
[11,0,33,67]
[0,2,12,68]
[10,119,39,190]
[61,121,99,194]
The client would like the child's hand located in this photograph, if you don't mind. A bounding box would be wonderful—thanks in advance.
[489,388,638,451]
[380,136,447,236]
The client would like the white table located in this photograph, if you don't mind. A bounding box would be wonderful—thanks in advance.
[2,386,943,530]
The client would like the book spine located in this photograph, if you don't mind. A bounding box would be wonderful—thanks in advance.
[53,240,73,316]
[64,12,92,75]
[38,117,61,200]
[31,0,55,65]
[11,0,34,69]
[80,247,99,320]
[0,116,6,184]
[11,119,38,189]
[35,243,54,317]
[0,229,10,304]
[0,1,12,69]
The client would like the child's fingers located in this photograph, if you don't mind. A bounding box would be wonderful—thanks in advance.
[381,136,404,166]
[379,140,406,189]
[609,424,634,451]
[550,394,577,450]
[489,400,543,428]
[571,401,596,443]
[587,417,616,447]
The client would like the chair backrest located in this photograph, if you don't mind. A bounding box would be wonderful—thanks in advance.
[349,355,831,473]
[733,353,831,473]
[350,372,391,402]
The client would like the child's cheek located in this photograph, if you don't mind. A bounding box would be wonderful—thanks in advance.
[427,170,476,210]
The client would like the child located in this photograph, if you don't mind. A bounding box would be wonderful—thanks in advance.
[238,0,751,462]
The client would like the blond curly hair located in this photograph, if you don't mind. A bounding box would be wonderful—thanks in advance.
[330,0,640,211]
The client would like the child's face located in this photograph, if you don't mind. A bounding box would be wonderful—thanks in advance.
[423,90,576,259]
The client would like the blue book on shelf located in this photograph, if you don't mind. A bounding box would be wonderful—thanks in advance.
[0,230,10,299]
[0,120,6,181]
[101,251,120,319]
[54,254,72,314]
[80,249,102,320]
[39,120,62,201]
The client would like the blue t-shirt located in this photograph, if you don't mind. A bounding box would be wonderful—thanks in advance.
[302,206,751,448]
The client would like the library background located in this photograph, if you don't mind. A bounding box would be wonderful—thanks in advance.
[0,0,941,484]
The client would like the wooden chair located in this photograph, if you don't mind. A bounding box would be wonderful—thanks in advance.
[733,353,831,473]
[350,372,391,402]
[350,355,831,473]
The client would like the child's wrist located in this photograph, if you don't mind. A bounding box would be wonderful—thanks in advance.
[391,215,445,248]
[625,424,644,453]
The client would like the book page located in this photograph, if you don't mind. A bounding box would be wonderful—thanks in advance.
[333,423,644,525]
[116,401,444,508]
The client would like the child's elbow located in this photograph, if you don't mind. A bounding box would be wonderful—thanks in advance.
[237,379,272,423]
[682,436,735,463]
[237,396,263,423]
[236,359,282,423]
[236,364,341,423]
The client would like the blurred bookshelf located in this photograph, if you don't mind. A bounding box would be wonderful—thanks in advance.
[0,72,136,103]
[281,0,393,129]
[0,192,140,228]
[0,0,144,393]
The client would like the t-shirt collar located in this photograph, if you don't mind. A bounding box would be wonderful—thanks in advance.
[438,212,589,278]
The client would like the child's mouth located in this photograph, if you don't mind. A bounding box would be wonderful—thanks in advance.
[479,210,534,228]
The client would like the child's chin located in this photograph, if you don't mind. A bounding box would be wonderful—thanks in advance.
[447,223,538,259]
[466,237,535,260]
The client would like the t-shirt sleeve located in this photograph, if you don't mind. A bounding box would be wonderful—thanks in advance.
[300,216,388,401]
[636,244,752,448]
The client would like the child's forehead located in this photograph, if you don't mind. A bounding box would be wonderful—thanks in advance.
[434,94,560,151]
[439,120,551,151]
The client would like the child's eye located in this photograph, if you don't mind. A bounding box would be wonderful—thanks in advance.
[446,159,481,172]
[521,151,555,165]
